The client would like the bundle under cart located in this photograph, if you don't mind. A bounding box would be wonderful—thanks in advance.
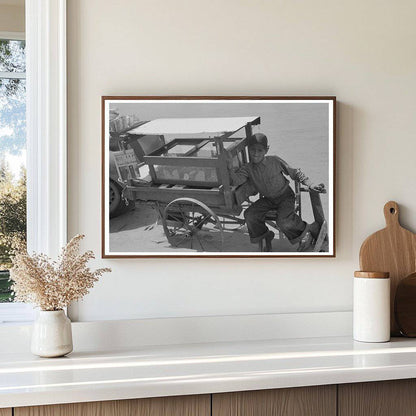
[114,117,328,252]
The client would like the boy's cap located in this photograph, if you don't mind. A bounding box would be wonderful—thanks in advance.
[248,133,268,148]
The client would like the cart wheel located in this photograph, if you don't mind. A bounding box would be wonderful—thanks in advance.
[109,180,134,218]
[163,198,224,252]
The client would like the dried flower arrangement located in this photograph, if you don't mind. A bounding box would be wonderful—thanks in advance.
[10,235,111,311]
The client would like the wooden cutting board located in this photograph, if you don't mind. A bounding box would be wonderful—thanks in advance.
[359,201,416,335]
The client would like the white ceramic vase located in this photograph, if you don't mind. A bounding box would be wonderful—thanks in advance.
[31,310,73,358]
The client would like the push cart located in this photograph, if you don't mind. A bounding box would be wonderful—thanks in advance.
[112,116,328,252]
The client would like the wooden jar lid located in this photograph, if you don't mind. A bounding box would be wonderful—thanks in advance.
[354,271,390,279]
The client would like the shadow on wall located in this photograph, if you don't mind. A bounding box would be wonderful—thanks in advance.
[336,101,354,261]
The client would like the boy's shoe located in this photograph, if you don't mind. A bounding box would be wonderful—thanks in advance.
[256,230,275,252]
[297,231,315,252]
[263,231,275,252]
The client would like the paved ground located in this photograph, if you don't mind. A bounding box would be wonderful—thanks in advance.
[109,202,297,254]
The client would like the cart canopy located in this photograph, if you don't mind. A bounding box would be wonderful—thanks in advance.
[127,116,260,136]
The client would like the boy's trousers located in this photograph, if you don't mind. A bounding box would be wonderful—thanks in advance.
[244,186,306,244]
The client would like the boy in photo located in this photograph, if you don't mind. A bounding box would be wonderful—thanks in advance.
[228,133,326,252]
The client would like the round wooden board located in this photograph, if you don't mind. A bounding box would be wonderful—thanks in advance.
[359,201,416,335]
[395,273,416,337]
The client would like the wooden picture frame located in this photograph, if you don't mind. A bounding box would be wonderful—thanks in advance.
[102,96,336,258]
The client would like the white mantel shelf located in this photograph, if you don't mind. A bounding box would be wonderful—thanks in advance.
[2,336,416,409]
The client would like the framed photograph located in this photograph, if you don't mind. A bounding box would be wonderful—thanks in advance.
[102,96,336,258]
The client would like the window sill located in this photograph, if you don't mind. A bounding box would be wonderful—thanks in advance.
[0,303,35,324]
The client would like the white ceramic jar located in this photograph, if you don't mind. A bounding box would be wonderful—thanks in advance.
[31,310,73,357]
[353,271,390,343]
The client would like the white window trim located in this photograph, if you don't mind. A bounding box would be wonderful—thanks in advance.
[0,0,67,324]
[0,72,26,79]
[26,0,67,257]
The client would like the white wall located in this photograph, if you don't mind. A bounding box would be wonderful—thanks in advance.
[67,0,416,322]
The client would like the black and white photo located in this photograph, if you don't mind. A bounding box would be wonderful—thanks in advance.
[102,97,335,257]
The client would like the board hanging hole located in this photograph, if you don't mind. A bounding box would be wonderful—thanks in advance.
[390,208,396,214]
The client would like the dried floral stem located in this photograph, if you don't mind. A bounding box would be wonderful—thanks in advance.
[10,235,111,310]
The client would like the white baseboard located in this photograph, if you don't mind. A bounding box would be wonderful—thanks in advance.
[0,311,352,354]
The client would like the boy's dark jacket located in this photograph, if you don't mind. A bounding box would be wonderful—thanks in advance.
[230,156,309,202]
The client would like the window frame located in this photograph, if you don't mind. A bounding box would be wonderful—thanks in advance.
[0,0,67,323]
[0,31,25,41]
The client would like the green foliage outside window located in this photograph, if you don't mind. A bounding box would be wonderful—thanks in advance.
[0,163,26,302]
[0,39,26,303]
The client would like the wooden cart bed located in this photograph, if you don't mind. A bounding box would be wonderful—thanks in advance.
[125,183,243,215]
